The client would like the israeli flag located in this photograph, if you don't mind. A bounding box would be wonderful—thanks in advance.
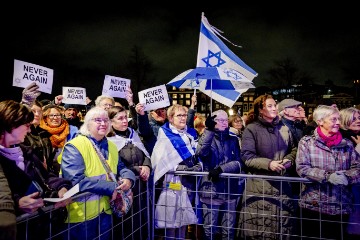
[196,13,258,107]
[197,14,258,80]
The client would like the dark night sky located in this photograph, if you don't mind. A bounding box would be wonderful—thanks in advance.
[2,4,360,101]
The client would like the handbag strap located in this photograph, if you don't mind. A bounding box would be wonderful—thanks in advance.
[88,138,117,183]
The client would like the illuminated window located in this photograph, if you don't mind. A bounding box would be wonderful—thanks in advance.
[172,100,178,105]
[172,94,178,99]
[249,96,253,101]
[172,86,176,90]
[185,94,191,98]
[179,94,184,98]
[201,103,206,111]
[243,97,248,101]
[179,100,184,105]
[244,104,248,111]
[186,100,191,105]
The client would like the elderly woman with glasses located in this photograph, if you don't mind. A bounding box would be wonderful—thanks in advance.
[196,109,245,240]
[296,105,360,239]
[238,94,298,240]
[40,104,78,175]
[152,104,202,240]
[59,107,136,240]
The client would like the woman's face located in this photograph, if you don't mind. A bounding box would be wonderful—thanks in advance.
[31,105,43,126]
[259,98,278,122]
[4,123,31,146]
[45,108,62,127]
[99,99,113,111]
[348,112,360,133]
[170,109,187,130]
[231,117,243,130]
[89,114,110,140]
[111,111,128,131]
[319,112,340,136]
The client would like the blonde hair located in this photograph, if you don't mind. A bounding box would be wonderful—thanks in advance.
[340,107,360,130]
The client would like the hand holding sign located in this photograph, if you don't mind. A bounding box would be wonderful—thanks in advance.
[21,82,41,106]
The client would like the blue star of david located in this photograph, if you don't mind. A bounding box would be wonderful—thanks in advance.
[201,50,226,67]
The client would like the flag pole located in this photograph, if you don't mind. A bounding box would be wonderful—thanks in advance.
[210,78,213,114]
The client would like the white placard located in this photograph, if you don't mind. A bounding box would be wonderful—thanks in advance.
[61,87,87,105]
[138,85,170,112]
[13,59,54,94]
[102,75,131,98]
[43,183,79,202]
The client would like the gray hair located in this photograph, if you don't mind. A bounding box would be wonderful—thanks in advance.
[212,109,228,118]
[79,107,111,136]
[313,105,339,123]
[340,107,360,130]
[95,95,115,107]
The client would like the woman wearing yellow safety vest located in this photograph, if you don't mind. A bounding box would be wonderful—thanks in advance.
[59,106,136,240]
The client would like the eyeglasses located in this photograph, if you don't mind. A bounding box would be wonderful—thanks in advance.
[327,117,340,123]
[215,118,228,123]
[101,103,113,108]
[92,118,110,124]
[174,114,187,119]
[48,114,62,118]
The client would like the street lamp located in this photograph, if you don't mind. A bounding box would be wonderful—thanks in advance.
[228,108,234,116]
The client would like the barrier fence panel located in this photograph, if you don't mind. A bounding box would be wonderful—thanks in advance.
[15,173,360,240]
[151,171,360,240]
[16,177,150,240]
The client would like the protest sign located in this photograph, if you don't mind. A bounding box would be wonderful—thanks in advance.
[62,87,87,105]
[13,59,54,94]
[102,75,130,98]
[138,85,170,111]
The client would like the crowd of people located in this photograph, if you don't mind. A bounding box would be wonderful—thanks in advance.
[1,82,360,240]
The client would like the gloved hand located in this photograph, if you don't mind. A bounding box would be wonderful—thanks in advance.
[208,167,223,182]
[328,172,349,186]
[205,115,217,131]
[21,82,41,106]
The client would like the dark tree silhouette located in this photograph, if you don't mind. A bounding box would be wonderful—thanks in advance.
[263,57,314,88]
[118,45,156,103]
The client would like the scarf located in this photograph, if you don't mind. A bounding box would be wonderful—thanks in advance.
[0,145,25,170]
[316,127,342,148]
[40,119,70,148]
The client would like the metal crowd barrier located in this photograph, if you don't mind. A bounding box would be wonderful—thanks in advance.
[16,177,150,240]
[16,173,360,240]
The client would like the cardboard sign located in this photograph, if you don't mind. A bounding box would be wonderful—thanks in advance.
[13,59,54,94]
[62,87,87,105]
[138,85,170,111]
[102,75,131,98]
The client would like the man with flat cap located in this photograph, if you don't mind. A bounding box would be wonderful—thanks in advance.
[278,98,304,147]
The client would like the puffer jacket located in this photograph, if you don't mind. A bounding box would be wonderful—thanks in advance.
[238,116,298,240]
[196,128,244,201]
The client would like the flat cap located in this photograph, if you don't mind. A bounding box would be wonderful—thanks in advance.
[278,99,302,112]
